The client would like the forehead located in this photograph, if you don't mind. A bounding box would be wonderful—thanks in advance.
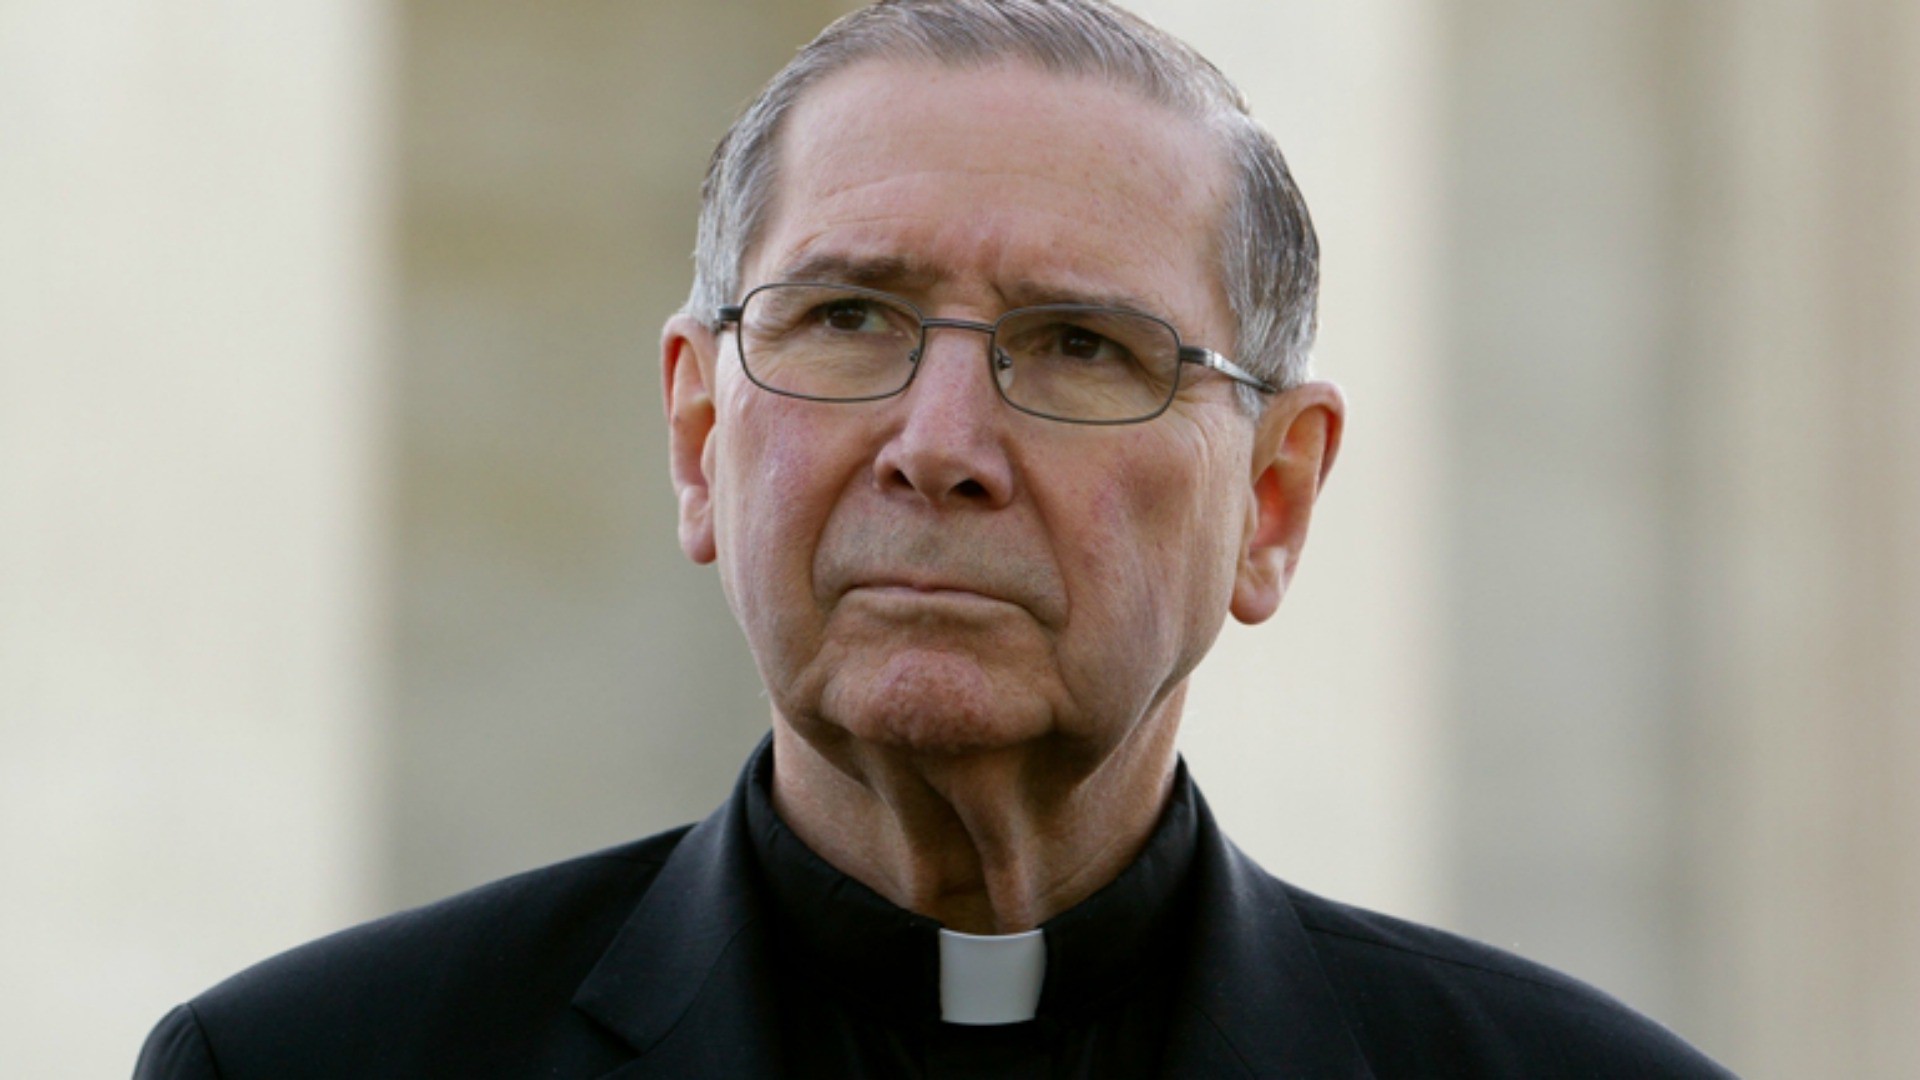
[747,59,1233,331]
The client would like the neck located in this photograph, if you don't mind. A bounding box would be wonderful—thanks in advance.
[769,693,1184,934]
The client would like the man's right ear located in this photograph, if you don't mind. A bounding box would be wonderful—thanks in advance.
[662,312,720,565]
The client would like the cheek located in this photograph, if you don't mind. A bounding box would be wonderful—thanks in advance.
[712,396,840,612]
[1073,440,1242,641]
[1065,464,1185,628]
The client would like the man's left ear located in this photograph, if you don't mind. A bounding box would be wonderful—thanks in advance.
[1230,381,1345,625]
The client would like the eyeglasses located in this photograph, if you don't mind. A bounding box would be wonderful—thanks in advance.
[714,283,1276,425]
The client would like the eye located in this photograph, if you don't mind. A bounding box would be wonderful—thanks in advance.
[1055,325,1122,363]
[1030,321,1136,369]
[817,298,887,333]
[998,316,1142,369]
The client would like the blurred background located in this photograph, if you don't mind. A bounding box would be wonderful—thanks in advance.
[3,1,1915,1075]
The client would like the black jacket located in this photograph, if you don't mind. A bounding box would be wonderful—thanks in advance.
[136,756,1734,1078]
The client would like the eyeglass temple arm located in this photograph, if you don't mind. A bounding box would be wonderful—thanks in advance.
[1181,346,1277,394]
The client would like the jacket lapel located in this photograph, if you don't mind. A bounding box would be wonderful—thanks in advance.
[572,770,784,1079]
[1160,789,1377,1079]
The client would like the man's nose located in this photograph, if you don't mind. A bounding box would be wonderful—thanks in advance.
[871,323,1016,508]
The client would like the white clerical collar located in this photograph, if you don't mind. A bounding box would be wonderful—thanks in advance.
[937,927,1047,1025]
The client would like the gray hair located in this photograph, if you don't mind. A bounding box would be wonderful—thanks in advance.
[684,0,1319,403]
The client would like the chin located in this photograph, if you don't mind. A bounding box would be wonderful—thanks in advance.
[815,649,1052,757]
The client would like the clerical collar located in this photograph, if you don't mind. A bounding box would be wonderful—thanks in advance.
[743,740,1199,1028]
[938,926,1046,1025]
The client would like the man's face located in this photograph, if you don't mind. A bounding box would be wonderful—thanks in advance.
[668,60,1316,767]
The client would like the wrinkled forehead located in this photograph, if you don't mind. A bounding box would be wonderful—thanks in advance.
[744,57,1234,308]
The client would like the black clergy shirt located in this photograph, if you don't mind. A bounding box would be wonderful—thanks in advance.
[744,745,1201,1079]
[135,732,1738,1078]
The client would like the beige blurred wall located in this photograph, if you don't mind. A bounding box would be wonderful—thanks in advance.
[1443,2,1920,1073]
[0,1,392,1075]
[1444,0,1704,1027]
[1671,5,1920,1073]
[4,2,1917,1077]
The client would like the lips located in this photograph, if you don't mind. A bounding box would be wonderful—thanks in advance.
[852,575,1010,601]
[838,574,1030,617]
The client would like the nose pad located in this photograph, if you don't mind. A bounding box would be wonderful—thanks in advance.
[896,321,1005,405]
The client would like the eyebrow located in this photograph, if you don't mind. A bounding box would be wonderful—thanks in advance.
[773,252,939,294]
[1000,279,1165,317]
[769,252,1170,320]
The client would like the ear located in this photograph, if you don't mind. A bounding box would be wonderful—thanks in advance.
[1230,381,1345,625]
[662,312,721,565]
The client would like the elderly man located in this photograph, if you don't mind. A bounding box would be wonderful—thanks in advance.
[138,1,1731,1077]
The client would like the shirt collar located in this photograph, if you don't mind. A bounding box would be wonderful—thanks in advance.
[743,740,1200,1027]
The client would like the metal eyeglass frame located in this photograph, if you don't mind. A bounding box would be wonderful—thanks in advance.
[713,282,1278,426]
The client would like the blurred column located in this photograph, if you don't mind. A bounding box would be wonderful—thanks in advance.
[384,0,861,903]
[1676,2,1920,1075]
[1445,0,1920,1074]
[1442,0,1695,1023]
[0,2,391,1074]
